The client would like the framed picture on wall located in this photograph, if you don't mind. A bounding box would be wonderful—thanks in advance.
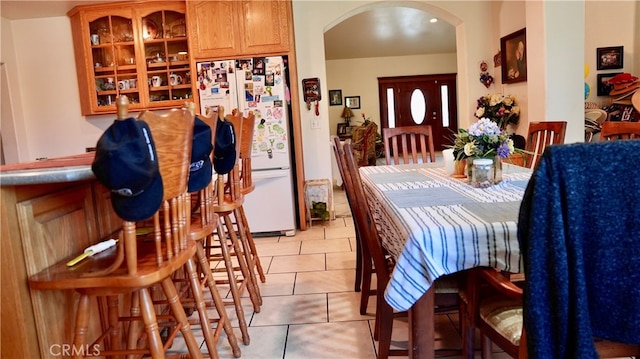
[596,46,623,70]
[500,28,527,84]
[345,96,361,109]
[597,72,622,96]
[329,90,342,106]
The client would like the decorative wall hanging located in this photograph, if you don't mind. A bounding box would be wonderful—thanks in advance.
[500,28,527,84]
[479,60,494,88]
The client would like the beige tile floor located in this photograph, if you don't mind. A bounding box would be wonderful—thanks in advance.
[169,187,516,359]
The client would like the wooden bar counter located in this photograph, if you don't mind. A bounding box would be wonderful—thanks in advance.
[1,153,121,358]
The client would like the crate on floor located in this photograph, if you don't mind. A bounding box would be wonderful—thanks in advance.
[304,179,335,227]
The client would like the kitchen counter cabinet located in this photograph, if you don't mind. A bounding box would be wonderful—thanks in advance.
[0,155,119,358]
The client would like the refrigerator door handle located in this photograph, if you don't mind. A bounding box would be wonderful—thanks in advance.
[252,170,290,180]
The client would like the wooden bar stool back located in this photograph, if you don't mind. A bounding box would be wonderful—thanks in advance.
[29,97,205,358]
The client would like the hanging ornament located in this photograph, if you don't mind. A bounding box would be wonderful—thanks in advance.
[479,60,494,88]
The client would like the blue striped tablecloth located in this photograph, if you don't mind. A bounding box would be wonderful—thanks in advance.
[359,163,532,311]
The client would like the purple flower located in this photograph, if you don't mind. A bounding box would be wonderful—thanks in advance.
[497,143,511,158]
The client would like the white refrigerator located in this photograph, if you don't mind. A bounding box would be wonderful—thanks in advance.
[196,56,296,236]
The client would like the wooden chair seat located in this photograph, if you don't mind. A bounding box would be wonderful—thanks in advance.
[479,297,523,347]
[30,238,196,293]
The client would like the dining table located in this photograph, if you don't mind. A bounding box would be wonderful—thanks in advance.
[359,161,532,358]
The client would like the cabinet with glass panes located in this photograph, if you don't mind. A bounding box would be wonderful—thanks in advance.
[68,2,192,115]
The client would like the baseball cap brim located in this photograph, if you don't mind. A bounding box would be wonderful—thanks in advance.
[188,157,213,192]
[110,173,164,222]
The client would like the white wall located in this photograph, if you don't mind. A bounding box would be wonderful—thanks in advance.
[584,1,637,107]
[2,16,114,163]
[325,52,457,134]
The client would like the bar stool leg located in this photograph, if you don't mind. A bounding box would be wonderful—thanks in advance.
[233,207,262,304]
[215,219,251,345]
[196,241,242,357]
[237,206,266,283]
[223,213,261,313]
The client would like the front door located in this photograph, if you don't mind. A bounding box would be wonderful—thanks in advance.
[378,74,458,150]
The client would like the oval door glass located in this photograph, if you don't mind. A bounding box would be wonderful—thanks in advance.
[410,89,426,124]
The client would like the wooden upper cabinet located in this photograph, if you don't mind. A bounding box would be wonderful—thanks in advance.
[187,0,292,59]
[68,1,193,116]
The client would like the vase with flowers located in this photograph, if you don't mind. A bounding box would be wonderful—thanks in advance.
[450,118,518,186]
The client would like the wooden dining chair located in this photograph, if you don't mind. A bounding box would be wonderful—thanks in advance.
[522,121,566,169]
[382,125,436,165]
[464,141,640,359]
[331,136,374,314]
[599,121,640,140]
[342,139,461,359]
[29,99,208,358]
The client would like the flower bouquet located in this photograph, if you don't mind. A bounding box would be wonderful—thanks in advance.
[475,94,520,130]
[451,118,515,160]
[450,118,518,185]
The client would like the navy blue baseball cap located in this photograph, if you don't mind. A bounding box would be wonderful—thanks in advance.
[213,119,237,174]
[188,117,213,192]
[91,118,163,222]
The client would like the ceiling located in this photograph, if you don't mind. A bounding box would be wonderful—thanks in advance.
[1,2,456,60]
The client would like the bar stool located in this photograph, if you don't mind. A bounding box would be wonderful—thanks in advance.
[236,111,266,282]
[29,97,206,358]
[217,109,262,310]
[140,107,241,358]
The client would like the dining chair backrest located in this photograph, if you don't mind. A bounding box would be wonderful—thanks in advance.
[518,141,640,358]
[383,125,436,165]
[599,121,640,140]
[524,121,566,169]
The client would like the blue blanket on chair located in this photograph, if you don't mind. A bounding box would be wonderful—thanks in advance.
[518,141,640,358]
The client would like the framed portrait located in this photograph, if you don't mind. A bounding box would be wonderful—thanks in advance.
[337,123,348,135]
[329,89,342,106]
[500,28,527,84]
[345,96,361,109]
[597,46,623,70]
[597,72,622,96]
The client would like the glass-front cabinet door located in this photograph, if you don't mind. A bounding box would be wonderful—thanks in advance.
[89,14,141,111]
[140,9,192,106]
[69,2,192,116]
